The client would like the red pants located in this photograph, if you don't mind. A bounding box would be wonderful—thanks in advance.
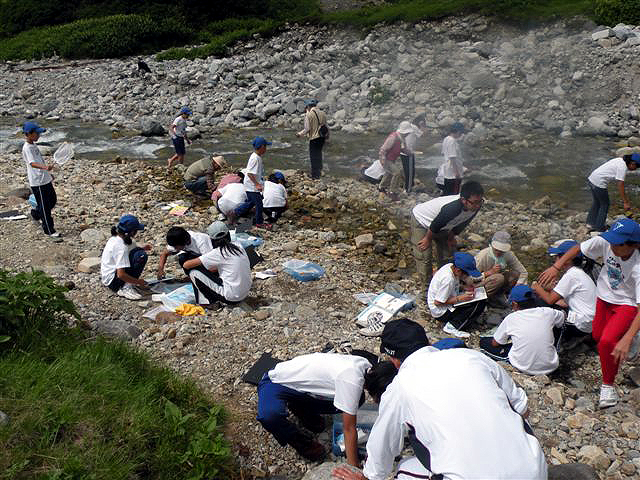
[592,298,638,385]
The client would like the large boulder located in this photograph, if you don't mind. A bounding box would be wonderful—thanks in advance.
[139,118,166,137]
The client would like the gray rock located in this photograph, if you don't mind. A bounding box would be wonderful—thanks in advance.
[95,320,143,340]
[578,445,611,469]
[548,463,598,480]
[591,29,612,41]
[355,233,374,248]
[5,187,31,199]
[80,228,107,245]
[77,257,101,273]
[0,410,9,427]
[139,118,166,137]
[283,101,297,115]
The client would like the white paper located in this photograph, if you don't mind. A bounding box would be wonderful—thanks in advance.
[453,286,487,307]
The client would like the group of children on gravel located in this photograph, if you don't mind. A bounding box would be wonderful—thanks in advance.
[20,105,640,479]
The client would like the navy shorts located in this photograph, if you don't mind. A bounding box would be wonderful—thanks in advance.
[172,136,186,155]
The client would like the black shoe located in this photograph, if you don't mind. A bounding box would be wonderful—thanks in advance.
[289,432,326,462]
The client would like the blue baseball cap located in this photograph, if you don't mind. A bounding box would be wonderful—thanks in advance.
[117,214,145,233]
[548,240,580,256]
[273,171,285,181]
[600,218,640,245]
[450,122,465,133]
[23,121,46,134]
[179,106,192,115]
[252,136,272,149]
[509,285,534,303]
[631,153,640,164]
[453,252,481,277]
[304,99,318,107]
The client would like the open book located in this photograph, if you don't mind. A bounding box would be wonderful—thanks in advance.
[454,286,487,307]
[356,292,415,326]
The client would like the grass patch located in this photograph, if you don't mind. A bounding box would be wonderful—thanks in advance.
[0,14,189,61]
[0,332,233,479]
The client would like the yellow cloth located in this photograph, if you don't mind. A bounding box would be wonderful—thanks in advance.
[175,303,205,316]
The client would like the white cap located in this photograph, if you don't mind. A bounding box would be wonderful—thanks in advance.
[397,121,414,134]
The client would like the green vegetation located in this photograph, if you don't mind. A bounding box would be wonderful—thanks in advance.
[0,0,637,61]
[0,270,233,479]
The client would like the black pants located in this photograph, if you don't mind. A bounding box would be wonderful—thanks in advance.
[437,300,486,330]
[442,178,461,196]
[309,137,325,179]
[264,206,286,223]
[30,182,57,235]
[108,247,148,292]
[586,181,609,232]
[400,153,415,193]
[479,336,511,361]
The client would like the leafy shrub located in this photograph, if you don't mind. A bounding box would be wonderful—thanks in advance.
[0,14,190,60]
[0,269,79,349]
[594,0,640,26]
[368,84,394,105]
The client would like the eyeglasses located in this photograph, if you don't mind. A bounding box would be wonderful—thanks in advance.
[464,197,484,207]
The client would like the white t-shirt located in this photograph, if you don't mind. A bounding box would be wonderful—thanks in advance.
[494,307,565,375]
[166,231,212,255]
[22,142,52,187]
[427,263,458,318]
[441,135,463,179]
[100,236,137,286]
[581,236,640,307]
[364,160,385,180]
[171,116,187,139]
[553,267,596,333]
[243,152,264,193]
[263,181,287,208]
[588,157,627,189]
[200,242,252,301]
[217,183,248,215]
[362,347,546,480]
[268,353,371,415]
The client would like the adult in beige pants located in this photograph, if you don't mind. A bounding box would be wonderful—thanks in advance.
[411,181,484,289]
[475,231,528,307]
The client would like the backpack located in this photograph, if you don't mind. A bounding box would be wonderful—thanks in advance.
[313,109,329,138]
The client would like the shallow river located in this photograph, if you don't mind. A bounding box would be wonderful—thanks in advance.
[2,119,634,205]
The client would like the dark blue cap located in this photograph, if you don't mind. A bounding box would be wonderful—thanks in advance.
[453,252,481,277]
[600,218,640,245]
[180,106,192,115]
[509,285,533,303]
[252,136,272,149]
[548,240,580,256]
[23,121,46,134]
[304,99,318,107]
[631,153,640,164]
[450,122,465,133]
[117,214,145,234]
[273,171,285,181]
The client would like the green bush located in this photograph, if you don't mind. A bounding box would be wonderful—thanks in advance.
[594,0,640,25]
[0,14,190,60]
[0,269,79,349]
[0,335,233,478]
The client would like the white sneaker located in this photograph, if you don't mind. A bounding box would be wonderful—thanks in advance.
[628,332,640,361]
[117,284,142,301]
[48,232,63,242]
[598,384,618,409]
[443,322,471,338]
[359,315,385,337]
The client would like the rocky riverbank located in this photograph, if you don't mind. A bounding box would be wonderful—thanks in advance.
[1,143,640,478]
[2,15,640,146]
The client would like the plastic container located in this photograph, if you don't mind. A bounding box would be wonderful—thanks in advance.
[332,403,378,456]
[53,142,74,165]
[231,231,264,249]
[282,259,325,282]
[28,194,37,209]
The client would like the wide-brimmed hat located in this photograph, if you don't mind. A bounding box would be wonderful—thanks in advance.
[491,231,512,252]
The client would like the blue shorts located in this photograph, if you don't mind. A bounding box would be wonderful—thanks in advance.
[172,136,186,155]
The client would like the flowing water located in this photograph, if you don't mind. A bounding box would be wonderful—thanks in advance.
[2,119,634,205]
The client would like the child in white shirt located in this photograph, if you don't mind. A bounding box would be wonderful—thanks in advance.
[480,285,565,375]
[263,172,288,223]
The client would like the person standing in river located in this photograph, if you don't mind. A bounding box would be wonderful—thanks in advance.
[378,121,414,201]
[586,153,639,233]
[440,122,465,195]
[167,106,192,171]
[296,99,328,179]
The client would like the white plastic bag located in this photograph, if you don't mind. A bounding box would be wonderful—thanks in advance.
[160,284,195,310]
[53,142,74,165]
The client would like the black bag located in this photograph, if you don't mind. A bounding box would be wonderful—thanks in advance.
[313,110,329,138]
